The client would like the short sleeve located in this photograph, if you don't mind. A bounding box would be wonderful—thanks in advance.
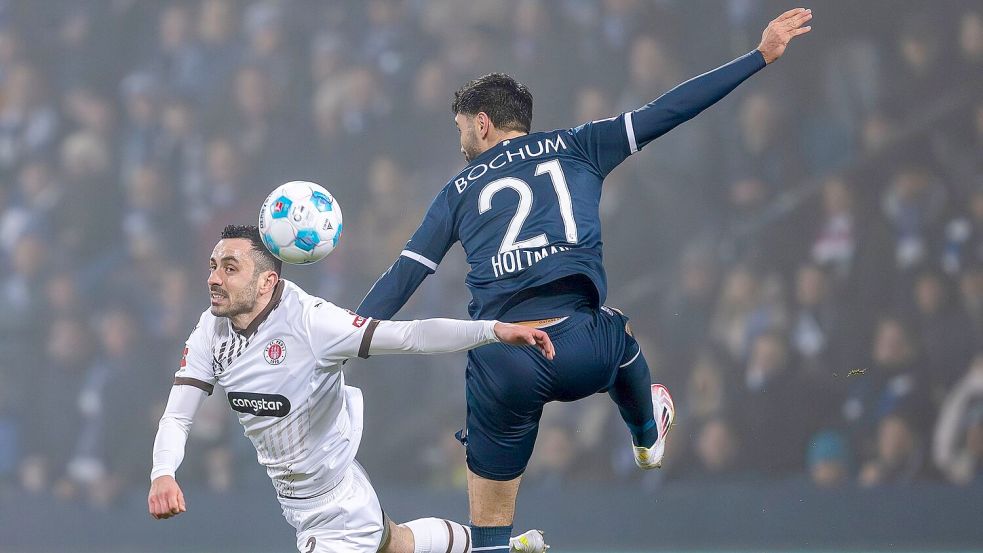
[173,313,217,395]
[306,301,377,364]
[568,114,634,177]
[401,189,456,273]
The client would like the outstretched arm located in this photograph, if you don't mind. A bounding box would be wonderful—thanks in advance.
[365,319,554,359]
[148,385,206,520]
[632,8,811,149]
[575,8,812,176]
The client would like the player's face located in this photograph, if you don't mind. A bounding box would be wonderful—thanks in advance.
[207,239,261,319]
[454,113,480,162]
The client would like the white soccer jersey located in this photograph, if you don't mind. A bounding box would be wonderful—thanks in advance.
[174,279,376,497]
[155,278,500,499]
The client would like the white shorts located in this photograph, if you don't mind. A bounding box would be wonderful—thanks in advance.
[280,461,389,553]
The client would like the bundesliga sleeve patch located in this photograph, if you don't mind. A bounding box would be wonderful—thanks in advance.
[345,308,368,328]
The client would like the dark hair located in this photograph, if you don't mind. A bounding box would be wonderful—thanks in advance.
[220,224,282,275]
[452,73,533,133]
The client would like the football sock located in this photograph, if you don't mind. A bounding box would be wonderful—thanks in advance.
[405,518,471,553]
[608,346,658,448]
[470,524,512,553]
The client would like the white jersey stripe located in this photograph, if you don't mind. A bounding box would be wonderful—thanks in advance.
[619,348,641,368]
[624,111,639,154]
[400,249,438,271]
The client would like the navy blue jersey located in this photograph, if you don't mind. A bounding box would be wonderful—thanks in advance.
[359,50,766,321]
[402,120,635,319]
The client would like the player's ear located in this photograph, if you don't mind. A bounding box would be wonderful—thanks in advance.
[260,270,279,295]
[476,112,490,138]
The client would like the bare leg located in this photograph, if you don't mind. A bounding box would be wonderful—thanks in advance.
[467,469,522,526]
[381,516,472,553]
[380,518,413,553]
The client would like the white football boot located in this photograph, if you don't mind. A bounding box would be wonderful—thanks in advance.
[633,384,675,469]
[510,529,549,552]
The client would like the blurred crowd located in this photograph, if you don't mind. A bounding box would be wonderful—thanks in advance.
[0,0,981,507]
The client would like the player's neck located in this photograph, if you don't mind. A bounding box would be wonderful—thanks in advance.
[230,292,274,333]
[493,129,527,144]
[479,130,527,156]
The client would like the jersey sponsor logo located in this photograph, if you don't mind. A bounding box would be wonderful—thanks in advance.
[264,339,286,365]
[227,392,291,417]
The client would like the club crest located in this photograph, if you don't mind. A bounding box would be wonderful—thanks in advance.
[264,339,286,365]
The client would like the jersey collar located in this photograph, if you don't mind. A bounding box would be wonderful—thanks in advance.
[234,280,285,338]
[468,133,532,167]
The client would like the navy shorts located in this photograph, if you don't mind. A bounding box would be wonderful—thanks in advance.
[459,306,639,480]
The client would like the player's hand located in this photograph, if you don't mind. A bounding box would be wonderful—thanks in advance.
[148,475,187,520]
[494,323,555,360]
[757,7,812,64]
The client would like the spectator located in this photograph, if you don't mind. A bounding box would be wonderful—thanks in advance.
[736,331,805,474]
[0,233,47,357]
[710,265,786,365]
[20,315,93,495]
[724,89,799,222]
[0,63,58,178]
[694,416,741,478]
[196,0,241,106]
[910,271,975,399]
[685,351,730,423]
[859,413,924,487]
[156,95,205,206]
[959,9,983,70]
[843,316,931,459]
[958,266,983,350]
[807,430,852,488]
[57,130,116,262]
[933,354,983,485]
[789,263,840,377]
[61,86,116,139]
[65,308,153,506]
[810,177,858,283]
[194,137,258,258]
[118,71,162,182]
[1,160,62,254]
[941,184,983,275]
[148,3,205,99]
[240,1,292,98]
[658,247,718,382]
[881,165,947,273]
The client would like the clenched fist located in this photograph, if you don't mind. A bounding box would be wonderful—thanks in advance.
[148,475,187,520]
[757,8,813,64]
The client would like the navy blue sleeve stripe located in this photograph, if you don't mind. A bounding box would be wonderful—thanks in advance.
[631,49,766,150]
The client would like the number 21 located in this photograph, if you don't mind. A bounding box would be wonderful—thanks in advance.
[478,159,577,254]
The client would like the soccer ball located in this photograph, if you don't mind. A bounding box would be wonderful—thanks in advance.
[258,181,343,264]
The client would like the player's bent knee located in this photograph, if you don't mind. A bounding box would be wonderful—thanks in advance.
[378,521,413,553]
